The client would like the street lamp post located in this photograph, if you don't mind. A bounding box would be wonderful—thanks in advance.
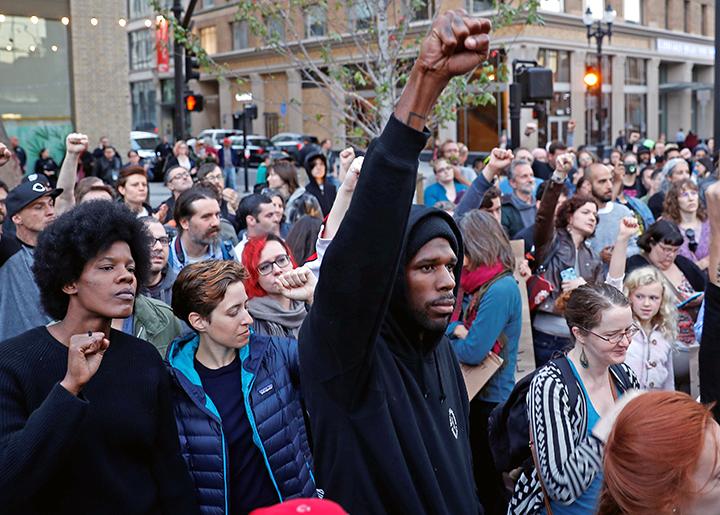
[583,4,616,160]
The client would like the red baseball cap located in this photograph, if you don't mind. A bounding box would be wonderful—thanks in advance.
[250,499,347,515]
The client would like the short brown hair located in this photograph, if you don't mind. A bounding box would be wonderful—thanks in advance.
[561,283,629,341]
[171,260,249,325]
[116,165,147,189]
[555,194,598,230]
[74,177,115,202]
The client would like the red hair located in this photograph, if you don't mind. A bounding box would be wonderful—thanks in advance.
[598,391,715,515]
[241,234,297,299]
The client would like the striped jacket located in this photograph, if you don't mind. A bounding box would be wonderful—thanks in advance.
[508,360,639,514]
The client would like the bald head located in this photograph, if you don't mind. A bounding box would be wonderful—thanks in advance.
[585,163,613,203]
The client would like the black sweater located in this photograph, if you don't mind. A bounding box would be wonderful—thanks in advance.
[298,116,480,514]
[700,282,720,422]
[0,327,199,514]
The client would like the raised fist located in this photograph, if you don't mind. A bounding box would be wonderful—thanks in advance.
[65,133,89,155]
[416,10,491,82]
[0,143,11,167]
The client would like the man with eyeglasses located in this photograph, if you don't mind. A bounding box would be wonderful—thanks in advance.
[140,217,176,305]
[105,216,184,356]
[159,165,194,225]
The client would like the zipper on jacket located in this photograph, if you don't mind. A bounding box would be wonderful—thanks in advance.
[242,363,283,502]
[221,428,229,514]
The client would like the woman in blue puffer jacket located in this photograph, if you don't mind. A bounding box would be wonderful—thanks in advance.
[168,259,316,514]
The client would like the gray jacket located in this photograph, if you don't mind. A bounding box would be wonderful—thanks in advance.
[534,181,604,315]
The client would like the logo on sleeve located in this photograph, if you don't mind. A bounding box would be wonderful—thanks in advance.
[448,407,458,439]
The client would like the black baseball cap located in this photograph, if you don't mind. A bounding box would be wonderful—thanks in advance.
[6,178,62,218]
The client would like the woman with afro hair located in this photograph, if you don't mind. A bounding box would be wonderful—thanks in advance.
[0,200,198,514]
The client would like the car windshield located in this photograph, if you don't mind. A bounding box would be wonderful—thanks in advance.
[247,137,272,146]
[133,137,160,150]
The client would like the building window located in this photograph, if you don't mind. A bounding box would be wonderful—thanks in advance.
[265,16,286,43]
[625,58,646,85]
[701,4,708,35]
[412,0,435,20]
[539,0,564,12]
[348,2,372,30]
[204,0,214,7]
[537,49,571,83]
[624,0,641,23]
[129,0,151,19]
[232,21,249,49]
[129,29,154,71]
[625,93,646,134]
[469,0,493,12]
[305,4,327,38]
[131,80,157,131]
[199,26,217,55]
[683,0,690,32]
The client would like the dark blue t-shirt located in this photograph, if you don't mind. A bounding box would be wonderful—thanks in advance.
[195,356,278,514]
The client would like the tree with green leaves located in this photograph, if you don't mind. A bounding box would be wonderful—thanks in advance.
[153,0,541,145]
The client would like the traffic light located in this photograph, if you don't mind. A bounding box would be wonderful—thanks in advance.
[584,66,600,90]
[184,92,204,112]
[185,52,200,83]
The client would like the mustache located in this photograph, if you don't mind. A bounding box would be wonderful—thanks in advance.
[429,294,456,306]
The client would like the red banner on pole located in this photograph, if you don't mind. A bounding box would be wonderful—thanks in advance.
[156,18,169,73]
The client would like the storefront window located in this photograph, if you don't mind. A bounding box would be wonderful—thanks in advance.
[625,58,646,85]
[0,15,72,172]
[625,93,646,133]
[586,91,612,150]
[131,80,157,131]
[538,49,570,83]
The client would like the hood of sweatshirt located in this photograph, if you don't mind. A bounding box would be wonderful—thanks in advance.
[381,205,464,359]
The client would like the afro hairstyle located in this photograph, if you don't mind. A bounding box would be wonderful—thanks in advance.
[33,200,153,320]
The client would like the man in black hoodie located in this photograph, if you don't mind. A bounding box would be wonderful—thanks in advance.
[298,11,490,514]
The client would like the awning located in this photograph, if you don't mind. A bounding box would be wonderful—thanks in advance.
[659,82,713,92]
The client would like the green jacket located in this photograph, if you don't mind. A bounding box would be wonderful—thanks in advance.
[133,295,183,358]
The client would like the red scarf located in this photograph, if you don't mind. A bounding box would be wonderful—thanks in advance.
[460,262,506,293]
[452,262,507,326]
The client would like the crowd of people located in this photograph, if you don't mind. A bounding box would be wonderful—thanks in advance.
[0,11,720,515]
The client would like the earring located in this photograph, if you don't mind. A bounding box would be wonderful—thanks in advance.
[580,345,589,368]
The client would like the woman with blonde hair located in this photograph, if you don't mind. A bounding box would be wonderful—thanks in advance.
[598,391,720,515]
[622,267,678,390]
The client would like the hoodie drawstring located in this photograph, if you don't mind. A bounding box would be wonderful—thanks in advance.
[434,349,447,404]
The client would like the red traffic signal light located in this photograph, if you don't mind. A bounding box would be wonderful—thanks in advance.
[584,67,600,89]
[184,92,204,112]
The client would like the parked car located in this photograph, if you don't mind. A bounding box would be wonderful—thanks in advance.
[229,135,276,166]
[130,131,161,162]
[271,132,319,164]
[190,129,244,150]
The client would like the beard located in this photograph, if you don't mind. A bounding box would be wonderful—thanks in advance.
[192,228,220,247]
[408,294,455,333]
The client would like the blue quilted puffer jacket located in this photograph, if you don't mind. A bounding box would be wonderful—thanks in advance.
[166,332,316,514]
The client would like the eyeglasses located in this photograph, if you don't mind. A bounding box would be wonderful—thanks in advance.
[579,324,639,345]
[680,190,699,199]
[435,166,453,174]
[205,172,223,181]
[151,236,170,247]
[257,254,290,275]
[656,243,681,256]
[169,171,190,182]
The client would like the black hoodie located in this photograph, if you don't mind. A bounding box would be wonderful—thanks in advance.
[303,150,337,216]
[299,116,480,514]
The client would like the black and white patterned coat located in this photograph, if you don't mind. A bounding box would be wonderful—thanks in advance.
[508,361,639,514]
